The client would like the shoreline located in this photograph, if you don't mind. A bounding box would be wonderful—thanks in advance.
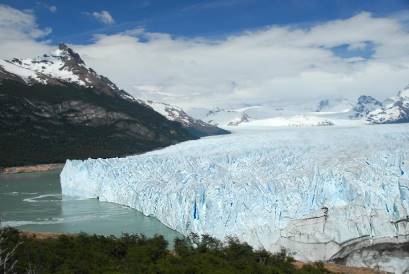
[0,163,64,174]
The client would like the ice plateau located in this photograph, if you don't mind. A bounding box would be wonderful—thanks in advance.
[61,125,409,272]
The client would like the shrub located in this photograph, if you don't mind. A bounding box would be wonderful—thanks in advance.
[0,227,330,274]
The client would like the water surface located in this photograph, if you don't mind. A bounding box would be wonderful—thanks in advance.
[0,170,182,244]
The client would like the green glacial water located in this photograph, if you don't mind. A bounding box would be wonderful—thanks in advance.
[0,169,182,243]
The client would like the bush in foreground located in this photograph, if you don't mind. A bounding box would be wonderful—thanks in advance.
[0,227,329,274]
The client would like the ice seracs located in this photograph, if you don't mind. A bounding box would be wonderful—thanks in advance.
[61,124,409,273]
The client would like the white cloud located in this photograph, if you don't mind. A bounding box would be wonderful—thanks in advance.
[0,5,52,59]
[47,5,57,13]
[86,10,115,25]
[75,12,409,108]
[38,2,57,13]
[1,4,409,109]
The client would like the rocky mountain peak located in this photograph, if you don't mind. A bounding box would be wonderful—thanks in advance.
[57,43,85,65]
[316,99,329,112]
[1,44,127,97]
[356,95,381,105]
[367,86,409,124]
[58,43,69,51]
[350,95,382,118]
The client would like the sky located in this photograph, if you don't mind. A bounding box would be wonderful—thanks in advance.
[0,0,409,109]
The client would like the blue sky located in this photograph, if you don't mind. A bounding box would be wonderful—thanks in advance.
[0,1,409,108]
[1,0,408,44]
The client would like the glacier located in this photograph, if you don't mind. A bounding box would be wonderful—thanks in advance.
[61,124,409,271]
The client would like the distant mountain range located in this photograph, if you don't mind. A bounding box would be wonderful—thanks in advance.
[189,87,409,128]
[0,44,227,167]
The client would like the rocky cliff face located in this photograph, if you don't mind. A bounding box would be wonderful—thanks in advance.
[0,45,198,167]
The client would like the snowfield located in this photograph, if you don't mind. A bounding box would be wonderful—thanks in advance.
[61,124,409,272]
[236,115,334,127]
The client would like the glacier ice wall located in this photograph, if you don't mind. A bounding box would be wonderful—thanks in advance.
[61,125,409,262]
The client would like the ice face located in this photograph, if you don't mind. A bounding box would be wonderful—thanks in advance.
[60,125,409,263]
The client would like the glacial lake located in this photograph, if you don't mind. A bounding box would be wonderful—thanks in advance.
[0,169,182,244]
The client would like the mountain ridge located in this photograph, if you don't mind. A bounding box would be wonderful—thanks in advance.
[0,44,227,167]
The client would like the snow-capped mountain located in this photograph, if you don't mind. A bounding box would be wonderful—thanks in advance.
[191,91,409,129]
[0,43,227,137]
[350,95,382,118]
[0,44,225,167]
[367,86,409,124]
[144,100,229,137]
[1,44,132,98]
[315,98,353,113]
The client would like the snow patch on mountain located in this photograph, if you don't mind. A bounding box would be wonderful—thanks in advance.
[1,44,127,99]
[0,60,45,84]
[8,47,87,86]
[145,100,191,125]
[144,100,229,137]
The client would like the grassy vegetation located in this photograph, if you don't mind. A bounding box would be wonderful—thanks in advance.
[0,228,330,274]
